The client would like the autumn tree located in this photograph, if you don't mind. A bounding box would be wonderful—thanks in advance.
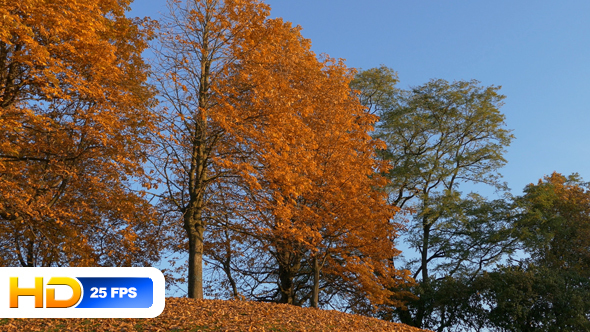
[0,0,161,267]
[197,54,412,309]
[152,0,333,299]
[352,69,514,330]
[152,0,260,299]
[233,56,411,308]
[153,0,413,304]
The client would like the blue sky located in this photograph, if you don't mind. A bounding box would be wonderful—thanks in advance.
[130,0,590,197]
[268,1,590,197]
[128,0,590,296]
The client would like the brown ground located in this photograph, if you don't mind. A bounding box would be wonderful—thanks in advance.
[0,297,432,331]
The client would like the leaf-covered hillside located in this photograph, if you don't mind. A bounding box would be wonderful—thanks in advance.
[1,298,431,331]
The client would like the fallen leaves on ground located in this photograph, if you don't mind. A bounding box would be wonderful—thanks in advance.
[1,298,432,331]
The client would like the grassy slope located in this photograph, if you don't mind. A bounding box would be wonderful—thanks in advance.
[1,298,431,331]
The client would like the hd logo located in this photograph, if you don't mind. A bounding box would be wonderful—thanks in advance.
[10,277,82,308]
[0,267,165,318]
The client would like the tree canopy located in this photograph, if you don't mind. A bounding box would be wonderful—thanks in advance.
[352,67,515,330]
[476,173,590,331]
[0,0,161,267]
[152,0,410,303]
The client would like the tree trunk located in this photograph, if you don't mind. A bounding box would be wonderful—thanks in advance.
[26,237,35,267]
[185,5,210,300]
[421,217,431,284]
[414,218,432,328]
[311,255,320,308]
[222,237,239,299]
[224,261,239,299]
[278,257,294,304]
[186,214,205,299]
[277,248,301,304]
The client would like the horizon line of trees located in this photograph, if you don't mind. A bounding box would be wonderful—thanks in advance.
[2,1,589,331]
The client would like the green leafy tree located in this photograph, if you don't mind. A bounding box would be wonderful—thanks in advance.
[517,172,590,273]
[395,194,519,331]
[478,265,590,332]
[476,173,590,331]
[352,69,515,330]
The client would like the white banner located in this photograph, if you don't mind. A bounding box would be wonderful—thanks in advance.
[0,267,165,318]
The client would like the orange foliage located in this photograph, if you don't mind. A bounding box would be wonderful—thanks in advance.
[152,0,278,299]
[204,12,413,308]
[0,298,433,331]
[154,0,412,306]
[0,0,161,267]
